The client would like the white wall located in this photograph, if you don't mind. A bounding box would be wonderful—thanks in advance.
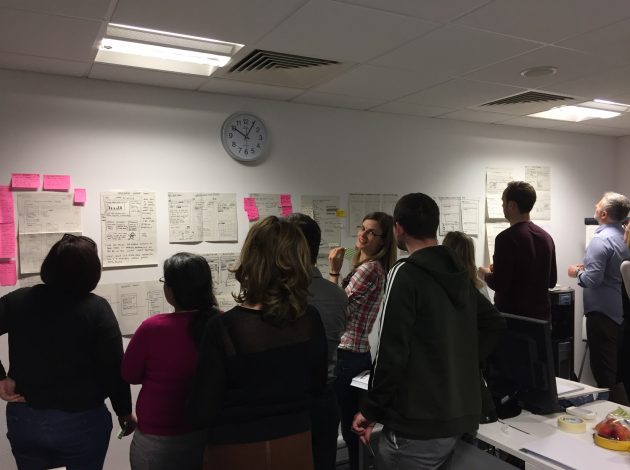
[615,136,630,197]
[0,69,620,469]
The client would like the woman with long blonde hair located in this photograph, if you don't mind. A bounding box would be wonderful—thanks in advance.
[190,216,327,470]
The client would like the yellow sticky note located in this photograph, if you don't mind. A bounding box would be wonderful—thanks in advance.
[336,210,347,218]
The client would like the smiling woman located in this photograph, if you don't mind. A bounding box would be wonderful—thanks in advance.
[327,211,396,470]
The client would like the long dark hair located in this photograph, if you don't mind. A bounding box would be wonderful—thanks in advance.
[163,252,218,344]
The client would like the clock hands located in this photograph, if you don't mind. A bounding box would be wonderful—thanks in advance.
[244,121,256,140]
[232,127,246,138]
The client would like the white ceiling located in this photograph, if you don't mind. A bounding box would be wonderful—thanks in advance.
[3,0,630,136]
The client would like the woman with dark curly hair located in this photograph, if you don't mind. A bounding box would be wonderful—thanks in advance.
[190,216,328,470]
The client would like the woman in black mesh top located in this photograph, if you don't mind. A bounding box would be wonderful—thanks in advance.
[190,216,328,470]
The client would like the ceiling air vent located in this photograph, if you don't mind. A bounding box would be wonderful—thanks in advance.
[480,91,574,107]
[229,49,340,72]
[213,49,353,88]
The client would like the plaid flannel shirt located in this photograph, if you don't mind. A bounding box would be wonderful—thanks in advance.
[339,259,385,353]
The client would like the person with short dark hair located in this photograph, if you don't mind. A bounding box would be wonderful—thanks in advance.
[0,233,133,470]
[190,216,328,470]
[352,194,505,469]
[122,252,219,470]
[569,192,630,404]
[478,181,557,320]
[327,211,396,470]
[286,213,347,470]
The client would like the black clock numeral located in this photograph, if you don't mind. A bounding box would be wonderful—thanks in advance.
[258,135,263,140]
[231,126,236,131]
[244,150,249,155]
[244,119,249,125]
[257,143,261,148]
[228,132,233,138]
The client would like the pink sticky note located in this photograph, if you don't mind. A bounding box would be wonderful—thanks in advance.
[0,186,9,193]
[0,191,14,224]
[0,223,16,259]
[246,207,259,221]
[0,260,17,286]
[280,194,292,206]
[11,173,40,190]
[243,197,256,210]
[43,174,71,191]
[74,188,86,205]
[281,206,293,217]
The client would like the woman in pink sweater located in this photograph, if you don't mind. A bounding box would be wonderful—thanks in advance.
[122,252,219,470]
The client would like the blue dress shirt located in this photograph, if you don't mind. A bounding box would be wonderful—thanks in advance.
[579,223,630,324]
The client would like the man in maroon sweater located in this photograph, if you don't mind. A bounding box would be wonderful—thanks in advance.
[478,181,557,320]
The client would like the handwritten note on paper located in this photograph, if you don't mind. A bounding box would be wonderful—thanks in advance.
[74,188,86,205]
[0,187,14,224]
[11,173,40,190]
[43,175,71,191]
[100,191,158,268]
[0,223,16,259]
[0,260,17,286]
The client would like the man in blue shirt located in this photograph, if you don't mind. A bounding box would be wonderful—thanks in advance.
[569,192,630,404]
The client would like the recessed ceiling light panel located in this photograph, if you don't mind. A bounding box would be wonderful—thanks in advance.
[95,23,243,76]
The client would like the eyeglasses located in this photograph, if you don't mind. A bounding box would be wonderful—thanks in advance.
[358,226,383,238]
[62,233,96,247]
[159,277,165,283]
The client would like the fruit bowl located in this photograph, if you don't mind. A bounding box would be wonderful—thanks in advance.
[593,433,630,451]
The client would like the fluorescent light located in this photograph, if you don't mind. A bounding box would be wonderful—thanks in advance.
[100,38,230,67]
[94,23,243,76]
[529,105,620,122]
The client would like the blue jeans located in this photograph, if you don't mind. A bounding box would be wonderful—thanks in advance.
[375,427,458,470]
[6,402,113,470]
[333,349,372,470]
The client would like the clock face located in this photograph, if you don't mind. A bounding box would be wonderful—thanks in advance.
[221,113,268,162]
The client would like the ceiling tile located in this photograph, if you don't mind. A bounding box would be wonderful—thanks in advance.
[455,0,630,43]
[370,101,454,117]
[0,52,91,76]
[0,8,102,61]
[558,18,630,65]
[335,0,492,23]
[111,0,308,44]
[438,109,513,123]
[544,65,630,100]
[200,78,304,100]
[256,1,438,62]
[292,91,387,110]
[89,63,208,90]
[313,64,449,101]
[465,46,621,90]
[401,78,525,108]
[370,24,540,75]
[0,1,113,20]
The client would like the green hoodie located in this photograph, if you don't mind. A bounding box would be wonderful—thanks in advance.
[362,245,505,438]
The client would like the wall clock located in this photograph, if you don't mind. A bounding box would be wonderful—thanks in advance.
[221,112,268,162]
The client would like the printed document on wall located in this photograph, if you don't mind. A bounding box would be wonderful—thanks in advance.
[202,252,240,311]
[94,280,168,335]
[100,191,157,268]
[302,195,342,247]
[438,197,462,235]
[168,193,237,243]
[525,166,551,220]
[16,193,82,274]
[485,168,513,219]
[461,198,480,236]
